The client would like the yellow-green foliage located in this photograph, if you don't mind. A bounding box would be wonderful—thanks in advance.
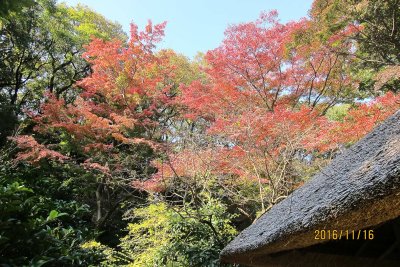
[326,104,350,121]
[63,4,127,42]
[121,203,172,267]
[115,199,237,267]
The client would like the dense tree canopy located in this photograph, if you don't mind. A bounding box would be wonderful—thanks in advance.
[0,0,126,145]
[311,0,400,92]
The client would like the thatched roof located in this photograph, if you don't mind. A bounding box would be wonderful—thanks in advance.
[221,110,400,266]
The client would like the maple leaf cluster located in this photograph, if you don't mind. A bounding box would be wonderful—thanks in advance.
[146,11,399,195]
[331,92,400,144]
[13,21,175,175]
[10,10,399,198]
[10,135,68,164]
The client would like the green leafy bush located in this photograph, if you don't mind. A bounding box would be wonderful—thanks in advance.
[111,199,237,267]
[0,156,106,266]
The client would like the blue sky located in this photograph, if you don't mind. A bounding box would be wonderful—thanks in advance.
[62,0,314,59]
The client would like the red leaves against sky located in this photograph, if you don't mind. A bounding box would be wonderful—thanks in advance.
[144,11,399,192]
[14,21,171,173]
[11,11,399,193]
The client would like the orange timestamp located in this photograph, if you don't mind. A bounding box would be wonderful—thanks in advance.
[314,229,374,240]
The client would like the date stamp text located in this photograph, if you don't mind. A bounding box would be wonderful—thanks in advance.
[314,230,374,240]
